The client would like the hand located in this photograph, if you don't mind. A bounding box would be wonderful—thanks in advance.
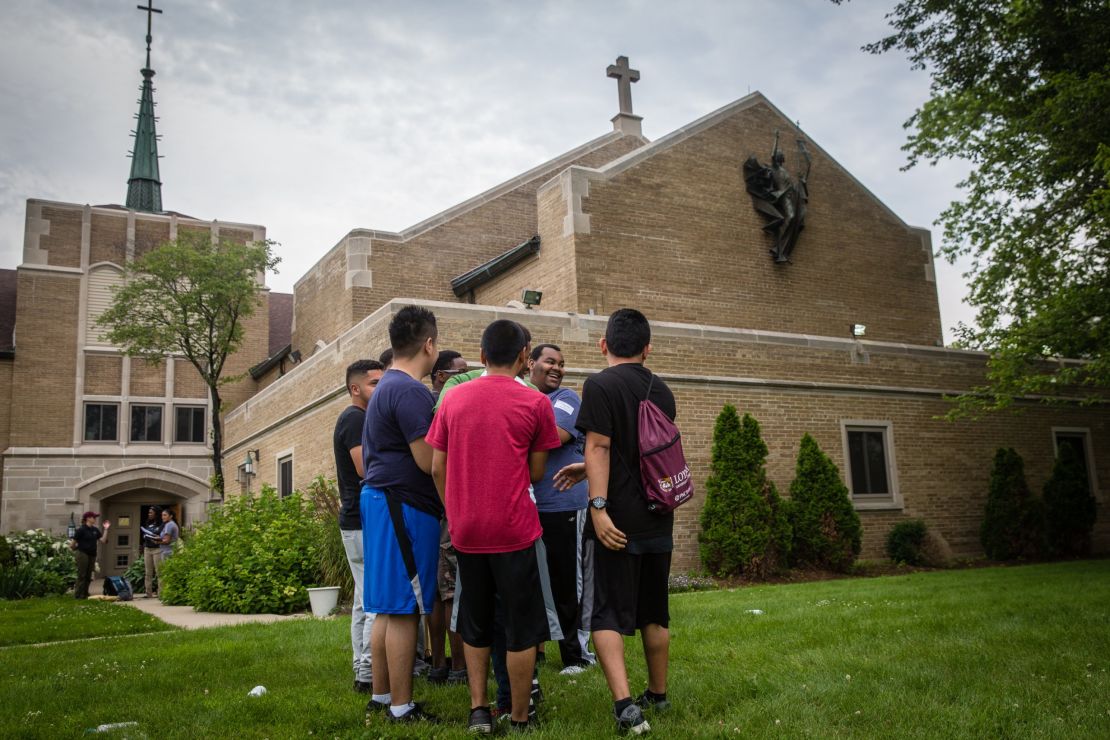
[552,463,586,491]
[591,509,627,551]
[102,521,111,529]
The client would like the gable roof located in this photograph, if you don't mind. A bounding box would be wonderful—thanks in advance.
[451,236,540,298]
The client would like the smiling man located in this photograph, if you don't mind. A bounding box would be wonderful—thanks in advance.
[528,343,593,675]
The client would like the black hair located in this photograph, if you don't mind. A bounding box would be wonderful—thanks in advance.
[530,343,562,361]
[481,320,527,367]
[604,308,651,358]
[389,305,437,359]
[433,350,463,376]
[517,323,532,345]
[346,359,385,390]
[163,509,176,520]
[378,348,394,368]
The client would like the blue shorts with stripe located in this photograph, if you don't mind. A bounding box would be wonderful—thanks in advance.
[360,484,439,615]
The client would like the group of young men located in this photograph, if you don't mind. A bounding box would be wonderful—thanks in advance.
[331,305,677,735]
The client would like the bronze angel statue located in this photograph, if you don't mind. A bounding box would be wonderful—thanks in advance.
[743,132,812,263]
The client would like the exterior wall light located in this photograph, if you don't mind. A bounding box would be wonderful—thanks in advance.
[850,324,867,338]
[522,289,542,309]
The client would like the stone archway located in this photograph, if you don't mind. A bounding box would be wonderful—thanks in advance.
[76,465,211,577]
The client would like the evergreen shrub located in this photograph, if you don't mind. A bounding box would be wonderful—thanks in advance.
[980,448,1043,559]
[789,434,862,572]
[698,406,791,579]
[885,519,929,566]
[158,486,322,614]
[1043,444,1097,556]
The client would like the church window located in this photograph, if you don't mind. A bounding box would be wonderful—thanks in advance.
[278,455,293,498]
[174,406,206,443]
[130,404,163,443]
[86,265,125,346]
[840,421,901,509]
[84,403,119,442]
[1052,428,1098,498]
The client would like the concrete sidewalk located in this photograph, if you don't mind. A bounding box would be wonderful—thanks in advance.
[94,578,306,630]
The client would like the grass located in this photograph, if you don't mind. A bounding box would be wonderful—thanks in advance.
[1,561,1108,738]
[0,596,176,647]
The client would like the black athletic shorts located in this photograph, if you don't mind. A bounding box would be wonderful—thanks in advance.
[453,539,562,652]
[581,539,671,636]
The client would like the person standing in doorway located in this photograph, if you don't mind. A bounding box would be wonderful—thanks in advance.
[334,359,386,693]
[139,506,163,598]
[70,512,109,599]
[155,509,179,598]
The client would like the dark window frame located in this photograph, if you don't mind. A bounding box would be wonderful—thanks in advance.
[278,455,293,498]
[83,402,120,443]
[174,405,207,444]
[129,403,164,443]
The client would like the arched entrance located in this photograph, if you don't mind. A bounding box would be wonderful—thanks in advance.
[76,465,210,577]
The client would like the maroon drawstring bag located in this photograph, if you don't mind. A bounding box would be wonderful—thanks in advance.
[618,373,694,514]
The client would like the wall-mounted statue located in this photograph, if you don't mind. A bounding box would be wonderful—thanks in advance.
[743,132,812,264]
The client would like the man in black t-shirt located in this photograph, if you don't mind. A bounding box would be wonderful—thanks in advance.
[70,511,110,599]
[576,308,675,736]
[334,359,385,693]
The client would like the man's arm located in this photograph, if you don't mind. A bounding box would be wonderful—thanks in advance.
[528,450,549,483]
[349,445,364,478]
[556,427,573,445]
[409,437,434,475]
[584,431,626,551]
[431,448,448,505]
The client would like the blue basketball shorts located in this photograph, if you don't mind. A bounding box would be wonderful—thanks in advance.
[360,484,439,615]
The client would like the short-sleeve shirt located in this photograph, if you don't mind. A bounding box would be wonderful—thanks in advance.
[533,386,588,512]
[73,525,101,555]
[426,374,561,554]
[576,363,676,552]
[333,405,365,530]
[160,520,179,556]
[362,369,442,519]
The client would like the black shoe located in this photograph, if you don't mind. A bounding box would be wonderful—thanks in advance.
[467,706,493,735]
[387,702,440,724]
[427,665,449,684]
[615,703,650,735]
[634,690,671,713]
[353,680,372,694]
[363,698,388,726]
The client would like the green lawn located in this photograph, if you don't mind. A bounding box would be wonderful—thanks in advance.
[2,561,1108,738]
[0,596,176,647]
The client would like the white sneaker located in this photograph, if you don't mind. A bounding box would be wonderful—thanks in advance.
[559,664,588,676]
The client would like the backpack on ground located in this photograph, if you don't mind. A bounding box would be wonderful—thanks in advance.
[104,575,134,601]
[620,372,694,514]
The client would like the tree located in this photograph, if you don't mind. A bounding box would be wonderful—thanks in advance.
[1043,443,1097,556]
[698,406,791,578]
[856,0,1110,414]
[98,231,279,496]
[789,434,861,572]
[979,447,1043,560]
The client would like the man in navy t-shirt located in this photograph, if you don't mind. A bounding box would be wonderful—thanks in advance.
[360,305,442,725]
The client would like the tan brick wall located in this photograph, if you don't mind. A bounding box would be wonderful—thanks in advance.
[128,359,165,397]
[84,354,123,395]
[39,206,83,268]
[9,271,80,447]
[134,219,170,260]
[573,101,943,346]
[220,291,272,412]
[224,301,1109,571]
[89,212,127,266]
[174,359,208,399]
[291,245,351,357]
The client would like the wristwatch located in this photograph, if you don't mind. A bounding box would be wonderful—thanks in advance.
[589,497,608,511]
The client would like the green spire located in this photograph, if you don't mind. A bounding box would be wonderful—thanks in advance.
[126,2,163,213]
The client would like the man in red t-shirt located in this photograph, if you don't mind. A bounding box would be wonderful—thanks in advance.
[427,319,562,733]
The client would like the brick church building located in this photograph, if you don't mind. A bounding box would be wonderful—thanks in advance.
[0,40,1105,574]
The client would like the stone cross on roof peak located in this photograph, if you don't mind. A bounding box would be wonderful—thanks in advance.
[606,55,643,137]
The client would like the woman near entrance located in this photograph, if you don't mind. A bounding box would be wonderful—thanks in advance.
[70,512,110,599]
[140,506,164,598]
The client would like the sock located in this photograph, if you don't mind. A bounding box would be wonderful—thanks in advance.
[389,701,415,718]
[614,697,634,716]
[372,693,391,705]
[645,689,667,702]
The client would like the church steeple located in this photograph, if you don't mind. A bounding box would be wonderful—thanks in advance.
[126,2,164,213]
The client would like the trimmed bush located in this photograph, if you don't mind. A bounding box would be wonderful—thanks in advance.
[158,486,323,614]
[980,448,1043,560]
[789,434,862,572]
[1043,443,1097,557]
[698,406,791,579]
[886,519,928,566]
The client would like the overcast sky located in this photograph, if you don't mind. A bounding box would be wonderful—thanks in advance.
[0,0,975,341]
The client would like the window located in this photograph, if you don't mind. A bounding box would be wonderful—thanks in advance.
[116,554,129,568]
[130,404,163,443]
[84,403,119,442]
[1053,429,1099,498]
[840,421,901,509]
[175,406,206,444]
[278,455,293,498]
[116,535,129,547]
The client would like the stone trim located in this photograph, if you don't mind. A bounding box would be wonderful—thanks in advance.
[23,201,50,264]
[4,447,211,458]
[839,419,903,511]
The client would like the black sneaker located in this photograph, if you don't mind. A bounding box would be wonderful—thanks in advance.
[634,690,671,713]
[530,677,543,704]
[387,702,440,724]
[353,680,372,694]
[467,706,493,735]
[615,703,650,735]
[363,698,388,726]
[427,666,449,684]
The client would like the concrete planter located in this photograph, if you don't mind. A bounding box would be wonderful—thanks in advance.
[306,586,340,618]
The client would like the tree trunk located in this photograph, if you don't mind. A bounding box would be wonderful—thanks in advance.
[209,384,224,498]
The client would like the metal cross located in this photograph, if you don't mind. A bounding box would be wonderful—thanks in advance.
[606,56,640,116]
[137,1,163,69]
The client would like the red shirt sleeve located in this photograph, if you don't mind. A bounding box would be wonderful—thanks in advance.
[531,396,562,452]
[425,402,448,451]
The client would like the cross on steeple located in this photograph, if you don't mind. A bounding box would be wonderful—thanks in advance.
[606,55,639,116]
[137,2,162,71]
